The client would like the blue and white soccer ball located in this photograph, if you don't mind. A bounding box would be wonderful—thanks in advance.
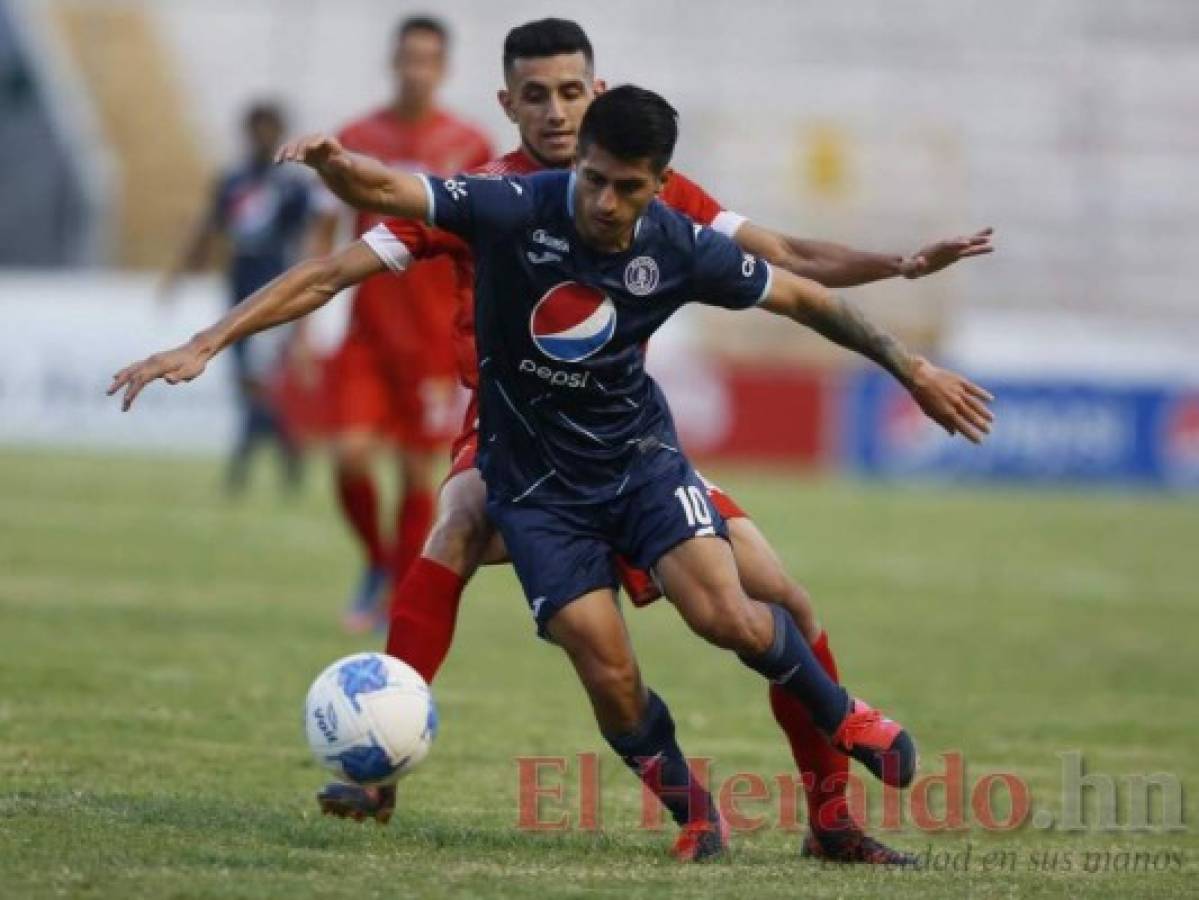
[304,652,438,786]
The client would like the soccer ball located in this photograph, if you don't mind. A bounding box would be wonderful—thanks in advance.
[304,652,437,785]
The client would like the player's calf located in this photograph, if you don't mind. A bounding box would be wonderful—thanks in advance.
[737,605,918,788]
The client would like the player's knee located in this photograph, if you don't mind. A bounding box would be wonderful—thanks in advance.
[684,589,764,653]
[423,503,492,574]
[335,436,374,476]
[780,581,820,642]
[765,577,818,642]
[398,451,436,488]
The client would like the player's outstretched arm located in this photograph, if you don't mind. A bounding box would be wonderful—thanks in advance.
[276,134,430,220]
[760,269,994,442]
[108,241,385,411]
[734,222,994,288]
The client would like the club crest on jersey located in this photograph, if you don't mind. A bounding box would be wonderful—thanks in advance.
[624,256,660,296]
[530,282,616,363]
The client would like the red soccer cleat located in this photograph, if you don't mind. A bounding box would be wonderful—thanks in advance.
[670,814,730,862]
[831,699,917,788]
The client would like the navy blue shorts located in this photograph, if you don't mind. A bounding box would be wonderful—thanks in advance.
[487,455,728,638]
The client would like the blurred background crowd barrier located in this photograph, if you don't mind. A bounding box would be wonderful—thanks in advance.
[1,0,1196,487]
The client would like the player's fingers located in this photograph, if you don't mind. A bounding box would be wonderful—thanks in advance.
[121,376,145,412]
[957,400,991,435]
[964,380,995,403]
[959,245,994,258]
[954,413,984,444]
[107,370,131,395]
[961,391,994,423]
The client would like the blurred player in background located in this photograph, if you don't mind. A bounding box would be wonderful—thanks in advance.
[307,15,492,631]
[161,101,310,495]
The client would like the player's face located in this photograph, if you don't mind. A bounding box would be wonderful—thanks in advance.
[499,52,602,168]
[573,143,664,251]
[247,117,283,162]
[393,29,447,108]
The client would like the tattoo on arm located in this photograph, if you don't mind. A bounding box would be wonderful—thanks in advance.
[802,294,916,386]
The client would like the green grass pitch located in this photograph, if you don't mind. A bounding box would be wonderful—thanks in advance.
[1,449,1196,898]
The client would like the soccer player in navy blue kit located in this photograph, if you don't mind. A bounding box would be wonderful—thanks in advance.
[161,102,311,494]
[113,86,994,862]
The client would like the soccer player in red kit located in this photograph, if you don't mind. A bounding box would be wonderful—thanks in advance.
[116,19,992,864]
[308,16,493,631]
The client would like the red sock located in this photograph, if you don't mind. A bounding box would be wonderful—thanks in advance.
[385,556,466,684]
[335,470,385,567]
[392,488,435,581]
[768,630,852,831]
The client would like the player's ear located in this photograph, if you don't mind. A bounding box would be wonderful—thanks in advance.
[592,79,607,97]
[656,166,672,197]
[497,89,518,124]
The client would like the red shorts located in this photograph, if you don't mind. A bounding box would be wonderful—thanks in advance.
[329,331,465,451]
[444,391,746,605]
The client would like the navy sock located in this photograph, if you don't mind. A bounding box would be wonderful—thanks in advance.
[739,604,850,734]
[604,690,714,827]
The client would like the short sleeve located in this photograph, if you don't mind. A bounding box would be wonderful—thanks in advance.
[361,218,470,271]
[423,173,535,241]
[362,223,413,273]
[661,171,724,227]
[690,225,772,310]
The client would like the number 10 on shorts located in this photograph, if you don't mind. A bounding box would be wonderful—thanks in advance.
[675,485,716,537]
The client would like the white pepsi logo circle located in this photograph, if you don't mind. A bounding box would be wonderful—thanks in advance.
[624,256,660,296]
[530,282,617,363]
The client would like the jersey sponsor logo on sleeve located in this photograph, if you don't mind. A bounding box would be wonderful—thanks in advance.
[530,282,616,363]
[444,178,469,201]
[531,229,570,253]
[624,256,660,296]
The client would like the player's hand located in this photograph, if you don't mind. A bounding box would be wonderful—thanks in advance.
[275,133,352,176]
[906,356,994,444]
[900,228,994,279]
[107,340,213,412]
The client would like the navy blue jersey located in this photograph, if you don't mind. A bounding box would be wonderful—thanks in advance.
[213,161,311,300]
[423,170,772,505]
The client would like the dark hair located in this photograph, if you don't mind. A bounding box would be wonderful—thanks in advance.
[396,15,449,46]
[503,18,593,75]
[577,85,678,172]
[244,101,285,131]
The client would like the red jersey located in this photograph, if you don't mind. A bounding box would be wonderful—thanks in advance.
[362,149,744,389]
[336,107,492,372]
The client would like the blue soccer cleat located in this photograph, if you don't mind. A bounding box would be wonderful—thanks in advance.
[342,565,389,634]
